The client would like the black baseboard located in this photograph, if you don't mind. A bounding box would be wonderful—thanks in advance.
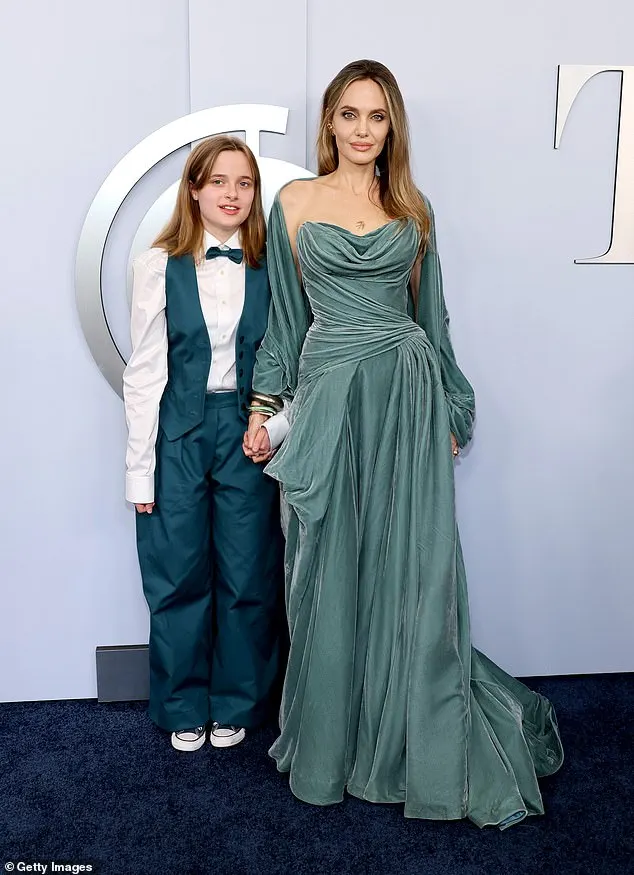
[96,645,149,703]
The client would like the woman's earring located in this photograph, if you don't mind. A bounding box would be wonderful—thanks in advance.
[327,124,335,136]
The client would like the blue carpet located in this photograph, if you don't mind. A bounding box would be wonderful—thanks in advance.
[0,674,632,875]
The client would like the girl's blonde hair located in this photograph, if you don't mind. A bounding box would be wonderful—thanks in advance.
[153,135,266,268]
[317,59,430,250]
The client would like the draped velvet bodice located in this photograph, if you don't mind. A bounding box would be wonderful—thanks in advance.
[296,218,418,322]
[295,219,425,380]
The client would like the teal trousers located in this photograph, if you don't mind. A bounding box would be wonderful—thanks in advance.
[136,391,284,732]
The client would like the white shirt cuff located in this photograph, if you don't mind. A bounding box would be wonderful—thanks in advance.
[126,474,155,505]
[262,412,290,450]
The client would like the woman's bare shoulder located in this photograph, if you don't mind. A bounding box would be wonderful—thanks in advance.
[278,178,321,214]
[278,179,327,241]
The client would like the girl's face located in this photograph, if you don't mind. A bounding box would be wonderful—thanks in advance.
[192,149,256,241]
[330,78,390,169]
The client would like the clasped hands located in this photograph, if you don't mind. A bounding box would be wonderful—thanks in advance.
[243,413,275,464]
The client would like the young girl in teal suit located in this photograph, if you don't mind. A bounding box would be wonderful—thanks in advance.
[124,135,286,751]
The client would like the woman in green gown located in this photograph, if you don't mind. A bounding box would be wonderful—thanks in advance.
[243,59,563,829]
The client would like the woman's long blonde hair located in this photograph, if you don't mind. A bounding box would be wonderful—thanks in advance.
[317,59,430,250]
[153,135,266,269]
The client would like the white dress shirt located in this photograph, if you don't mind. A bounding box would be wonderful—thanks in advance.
[123,230,288,505]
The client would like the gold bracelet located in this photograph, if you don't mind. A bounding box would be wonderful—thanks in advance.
[250,392,283,412]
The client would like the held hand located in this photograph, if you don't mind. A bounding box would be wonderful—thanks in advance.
[243,413,268,458]
[135,503,155,514]
[252,450,274,464]
[251,424,273,464]
[451,434,459,459]
[243,413,274,464]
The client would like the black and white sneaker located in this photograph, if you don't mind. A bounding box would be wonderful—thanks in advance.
[171,726,206,752]
[209,723,245,748]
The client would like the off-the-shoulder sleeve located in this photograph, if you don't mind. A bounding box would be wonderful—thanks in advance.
[416,197,475,447]
[252,195,312,401]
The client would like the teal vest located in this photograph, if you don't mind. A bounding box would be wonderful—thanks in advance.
[159,253,271,441]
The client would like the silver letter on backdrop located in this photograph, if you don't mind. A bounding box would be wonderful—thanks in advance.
[555,65,634,264]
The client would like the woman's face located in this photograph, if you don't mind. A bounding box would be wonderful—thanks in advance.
[192,149,256,241]
[330,78,390,168]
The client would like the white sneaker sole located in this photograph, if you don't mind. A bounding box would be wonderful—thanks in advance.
[209,728,246,748]
[171,732,207,752]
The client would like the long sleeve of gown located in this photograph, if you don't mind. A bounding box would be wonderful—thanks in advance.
[416,197,475,448]
[252,196,312,401]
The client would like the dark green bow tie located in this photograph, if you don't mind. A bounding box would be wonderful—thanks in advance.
[205,246,243,265]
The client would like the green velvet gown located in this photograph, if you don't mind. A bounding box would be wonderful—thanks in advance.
[252,193,563,829]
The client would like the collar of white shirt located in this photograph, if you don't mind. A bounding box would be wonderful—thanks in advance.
[203,229,242,253]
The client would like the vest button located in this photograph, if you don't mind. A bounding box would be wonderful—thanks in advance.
[239,352,244,360]
[239,387,244,395]
[239,335,245,343]
[239,369,244,377]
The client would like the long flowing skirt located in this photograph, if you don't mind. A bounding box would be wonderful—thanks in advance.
[265,331,563,829]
